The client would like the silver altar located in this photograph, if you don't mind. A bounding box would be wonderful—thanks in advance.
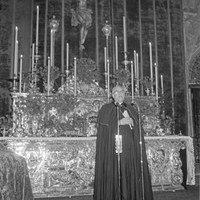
[0,135,195,198]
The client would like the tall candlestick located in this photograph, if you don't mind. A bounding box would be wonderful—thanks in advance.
[14,40,19,79]
[50,30,54,67]
[14,26,18,79]
[19,55,23,94]
[66,42,69,72]
[107,59,110,101]
[36,5,39,55]
[149,42,153,94]
[31,43,35,80]
[155,63,158,102]
[136,53,139,93]
[74,57,77,96]
[134,50,137,79]
[47,57,50,96]
[115,36,119,70]
[149,42,153,80]
[66,42,69,85]
[131,61,134,101]
[161,74,164,95]
[123,16,127,70]
[104,47,107,72]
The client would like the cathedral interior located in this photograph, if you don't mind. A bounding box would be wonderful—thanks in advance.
[0,0,200,199]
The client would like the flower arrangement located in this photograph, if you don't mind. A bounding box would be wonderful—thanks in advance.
[38,65,60,93]
[75,58,100,84]
[112,68,131,88]
[14,93,78,117]
[160,114,174,135]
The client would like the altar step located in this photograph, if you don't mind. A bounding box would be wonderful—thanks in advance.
[35,195,92,200]
[35,163,200,200]
[34,186,199,200]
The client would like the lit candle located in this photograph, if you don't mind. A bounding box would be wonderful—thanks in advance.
[161,74,164,95]
[74,57,77,96]
[47,57,50,96]
[123,16,127,69]
[36,5,39,55]
[115,36,119,70]
[131,61,134,101]
[14,26,18,79]
[19,54,23,94]
[107,59,110,101]
[155,63,158,102]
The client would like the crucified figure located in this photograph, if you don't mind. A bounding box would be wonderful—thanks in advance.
[71,0,93,52]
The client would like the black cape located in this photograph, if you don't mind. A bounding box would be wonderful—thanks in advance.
[93,102,154,200]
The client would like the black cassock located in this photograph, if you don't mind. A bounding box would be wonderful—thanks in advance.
[93,102,154,200]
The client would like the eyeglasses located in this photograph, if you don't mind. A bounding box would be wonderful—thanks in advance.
[113,90,125,94]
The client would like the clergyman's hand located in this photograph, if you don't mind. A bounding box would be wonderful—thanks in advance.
[119,117,134,127]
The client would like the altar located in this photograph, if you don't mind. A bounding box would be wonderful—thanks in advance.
[0,135,195,198]
[0,55,195,198]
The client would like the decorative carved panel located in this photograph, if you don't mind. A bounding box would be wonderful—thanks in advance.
[1,136,195,198]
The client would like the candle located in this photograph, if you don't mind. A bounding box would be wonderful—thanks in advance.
[104,47,107,72]
[47,57,50,96]
[23,83,26,92]
[66,42,69,72]
[115,36,119,70]
[155,63,158,102]
[31,43,35,80]
[161,74,164,95]
[149,42,153,94]
[50,30,54,67]
[149,42,153,80]
[131,61,134,101]
[74,57,77,96]
[36,5,39,55]
[107,59,110,101]
[66,42,69,85]
[14,26,18,79]
[19,55,23,94]
[123,16,127,69]
[14,40,19,79]
[134,50,137,79]
[136,53,139,93]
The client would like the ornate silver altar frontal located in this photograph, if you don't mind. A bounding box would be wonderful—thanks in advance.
[1,135,195,198]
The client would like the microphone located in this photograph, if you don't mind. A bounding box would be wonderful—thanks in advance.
[115,102,120,107]
[114,102,121,107]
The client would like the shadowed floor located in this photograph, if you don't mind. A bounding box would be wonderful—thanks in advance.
[35,185,199,200]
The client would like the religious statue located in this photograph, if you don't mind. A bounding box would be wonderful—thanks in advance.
[71,0,93,53]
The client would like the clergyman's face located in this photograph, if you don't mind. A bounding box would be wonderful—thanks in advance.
[112,86,125,104]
